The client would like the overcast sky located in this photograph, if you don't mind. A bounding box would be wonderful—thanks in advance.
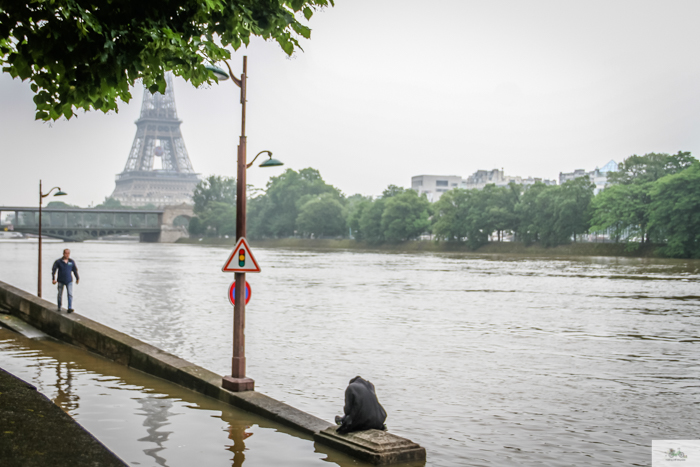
[1,0,699,207]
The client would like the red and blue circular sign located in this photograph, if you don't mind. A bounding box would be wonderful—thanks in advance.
[228,280,251,306]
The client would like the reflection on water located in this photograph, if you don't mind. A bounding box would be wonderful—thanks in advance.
[1,240,699,466]
[52,361,80,413]
[137,397,176,466]
[227,418,253,467]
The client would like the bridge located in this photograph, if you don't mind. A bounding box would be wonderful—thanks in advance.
[0,204,194,243]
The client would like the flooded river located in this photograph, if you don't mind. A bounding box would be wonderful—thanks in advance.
[1,240,698,466]
[0,328,357,467]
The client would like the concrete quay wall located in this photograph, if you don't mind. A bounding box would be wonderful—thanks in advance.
[0,280,426,465]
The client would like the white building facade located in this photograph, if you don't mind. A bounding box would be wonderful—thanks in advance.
[559,160,618,194]
[411,164,602,203]
[460,169,556,190]
[411,175,463,202]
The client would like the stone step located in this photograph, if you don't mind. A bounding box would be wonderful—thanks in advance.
[0,314,49,340]
[315,426,426,465]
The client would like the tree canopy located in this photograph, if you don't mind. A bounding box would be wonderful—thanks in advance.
[296,193,346,238]
[247,167,341,238]
[0,0,333,120]
[184,151,699,257]
[607,151,695,185]
[432,187,490,248]
[432,188,473,242]
[381,190,430,242]
[590,183,650,244]
[357,198,386,243]
[189,175,237,236]
[591,151,698,246]
[649,162,700,258]
[192,175,236,214]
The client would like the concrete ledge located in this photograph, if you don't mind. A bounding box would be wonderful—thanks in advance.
[315,427,427,465]
[0,280,425,464]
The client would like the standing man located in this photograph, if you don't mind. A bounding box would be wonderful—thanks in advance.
[52,248,79,313]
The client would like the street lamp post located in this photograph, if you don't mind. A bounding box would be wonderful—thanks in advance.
[207,57,283,392]
[229,55,252,392]
[38,180,67,297]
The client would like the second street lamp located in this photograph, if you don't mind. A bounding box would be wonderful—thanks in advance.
[38,180,67,297]
[207,57,283,392]
[247,150,283,169]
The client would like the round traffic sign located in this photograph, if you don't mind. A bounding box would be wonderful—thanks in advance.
[228,280,251,306]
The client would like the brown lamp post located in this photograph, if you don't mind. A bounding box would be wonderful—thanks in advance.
[206,57,283,392]
[38,180,67,297]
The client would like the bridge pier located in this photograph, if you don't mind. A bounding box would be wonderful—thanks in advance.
[138,225,189,243]
[157,225,188,243]
[139,232,161,243]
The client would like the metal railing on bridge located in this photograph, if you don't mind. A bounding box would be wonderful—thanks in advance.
[0,207,163,242]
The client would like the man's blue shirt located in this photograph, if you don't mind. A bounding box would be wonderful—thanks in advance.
[52,258,79,284]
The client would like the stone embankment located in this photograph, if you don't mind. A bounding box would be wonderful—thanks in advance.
[0,280,426,465]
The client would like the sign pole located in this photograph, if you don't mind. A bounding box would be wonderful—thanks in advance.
[232,271,246,378]
[223,56,254,392]
[38,180,43,298]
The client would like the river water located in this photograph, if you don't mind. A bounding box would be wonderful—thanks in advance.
[1,240,698,466]
[0,328,357,467]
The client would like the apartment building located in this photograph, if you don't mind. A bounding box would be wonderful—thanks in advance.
[461,169,556,190]
[411,175,463,202]
[559,160,618,194]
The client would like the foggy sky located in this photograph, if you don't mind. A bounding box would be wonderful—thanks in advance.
[1,0,699,207]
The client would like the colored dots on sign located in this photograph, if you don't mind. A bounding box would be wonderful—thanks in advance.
[221,238,261,273]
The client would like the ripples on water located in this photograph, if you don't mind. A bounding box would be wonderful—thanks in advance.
[1,240,699,466]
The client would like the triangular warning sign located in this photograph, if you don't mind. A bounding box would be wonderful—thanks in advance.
[222,237,261,273]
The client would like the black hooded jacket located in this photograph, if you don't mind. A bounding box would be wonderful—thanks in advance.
[337,376,387,434]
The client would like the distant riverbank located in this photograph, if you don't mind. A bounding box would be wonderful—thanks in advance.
[177,237,665,258]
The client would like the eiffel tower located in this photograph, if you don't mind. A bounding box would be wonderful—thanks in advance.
[111,74,199,207]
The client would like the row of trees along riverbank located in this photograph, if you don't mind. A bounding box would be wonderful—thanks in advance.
[187,151,700,259]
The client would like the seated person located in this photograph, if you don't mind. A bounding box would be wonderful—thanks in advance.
[335,376,387,434]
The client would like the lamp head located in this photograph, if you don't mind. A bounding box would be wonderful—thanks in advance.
[54,189,67,197]
[205,64,229,81]
[259,153,284,168]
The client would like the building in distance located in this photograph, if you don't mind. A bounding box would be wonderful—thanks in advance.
[411,169,557,202]
[461,169,556,191]
[411,175,463,202]
[559,160,618,194]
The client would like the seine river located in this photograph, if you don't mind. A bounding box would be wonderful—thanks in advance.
[1,240,698,466]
